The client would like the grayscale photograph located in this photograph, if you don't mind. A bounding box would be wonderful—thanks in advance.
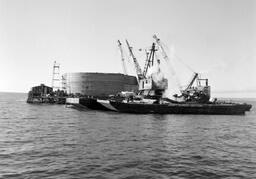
[0,0,255,178]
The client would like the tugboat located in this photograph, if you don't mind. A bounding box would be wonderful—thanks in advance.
[98,35,252,115]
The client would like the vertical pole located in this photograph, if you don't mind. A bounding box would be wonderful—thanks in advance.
[52,61,61,91]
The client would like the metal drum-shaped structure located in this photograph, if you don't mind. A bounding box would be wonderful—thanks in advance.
[62,73,138,97]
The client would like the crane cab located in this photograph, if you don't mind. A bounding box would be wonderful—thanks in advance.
[181,77,211,103]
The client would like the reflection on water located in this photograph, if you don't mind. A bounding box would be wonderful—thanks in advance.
[0,92,256,178]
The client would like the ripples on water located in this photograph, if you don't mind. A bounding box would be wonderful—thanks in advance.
[0,92,256,179]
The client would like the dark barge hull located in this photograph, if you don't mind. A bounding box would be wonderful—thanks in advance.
[109,101,252,115]
[80,98,111,111]
[69,97,112,111]
[66,97,252,115]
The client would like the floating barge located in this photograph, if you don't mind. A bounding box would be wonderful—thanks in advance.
[66,97,252,115]
[27,84,66,104]
[66,35,252,115]
[27,72,138,104]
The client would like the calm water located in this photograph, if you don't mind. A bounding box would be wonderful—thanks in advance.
[0,92,256,179]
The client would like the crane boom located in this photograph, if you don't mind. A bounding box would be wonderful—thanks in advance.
[153,34,182,92]
[117,40,127,75]
[185,73,198,90]
[125,39,144,80]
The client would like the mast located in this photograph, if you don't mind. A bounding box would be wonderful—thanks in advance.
[52,61,61,91]
[143,43,157,77]
[125,39,144,80]
[117,40,127,75]
[143,50,150,77]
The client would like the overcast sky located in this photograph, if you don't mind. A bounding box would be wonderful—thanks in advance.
[0,0,255,94]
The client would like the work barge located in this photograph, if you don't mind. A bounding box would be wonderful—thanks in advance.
[66,35,252,115]
[67,96,251,115]
[27,35,252,115]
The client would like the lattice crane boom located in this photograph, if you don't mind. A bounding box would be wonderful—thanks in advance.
[125,39,144,80]
[185,73,198,91]
[117,40,127,75]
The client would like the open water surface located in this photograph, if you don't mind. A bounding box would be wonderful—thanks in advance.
[0,92,256,179]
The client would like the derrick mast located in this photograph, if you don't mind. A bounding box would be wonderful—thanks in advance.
[139,42,168,98]
[52,61,61,91]
[143,43,156,77]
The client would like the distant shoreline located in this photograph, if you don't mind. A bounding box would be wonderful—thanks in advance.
[212,91,256,99]
[0,91,27,94]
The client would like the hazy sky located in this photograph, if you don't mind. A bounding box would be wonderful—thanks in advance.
[0,0,255,93]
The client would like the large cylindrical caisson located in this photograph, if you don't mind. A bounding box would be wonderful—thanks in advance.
[62,73,138,97]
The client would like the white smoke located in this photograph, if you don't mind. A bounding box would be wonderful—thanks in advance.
[155,44,182,99]
[160,60,181,99]
[152,71,167,89]
[148,60,167,88]
[146,64,158,78]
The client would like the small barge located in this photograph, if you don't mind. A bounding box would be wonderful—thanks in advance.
[27,84,66,104]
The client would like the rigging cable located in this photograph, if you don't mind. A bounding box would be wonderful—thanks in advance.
[161,41,196,73]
